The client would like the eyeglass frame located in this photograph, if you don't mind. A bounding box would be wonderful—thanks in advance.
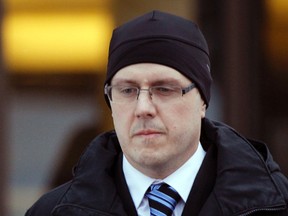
[104,83,196,103]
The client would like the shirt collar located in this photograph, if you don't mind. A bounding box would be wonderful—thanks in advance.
[123,156,155,209]
[123,142,206,208]
[164,143,206,202]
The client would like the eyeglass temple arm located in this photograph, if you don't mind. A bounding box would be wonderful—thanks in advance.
[182,83,196,95]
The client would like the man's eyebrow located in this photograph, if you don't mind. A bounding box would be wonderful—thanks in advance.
[111,78,183,85]
[151,79,181,85]
[111,79,138,85]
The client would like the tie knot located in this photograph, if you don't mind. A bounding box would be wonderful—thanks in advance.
[146,183,181,216]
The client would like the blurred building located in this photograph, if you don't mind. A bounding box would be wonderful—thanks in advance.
[0,0,287,215]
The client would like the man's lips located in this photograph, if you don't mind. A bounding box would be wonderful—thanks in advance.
[133,129,164,137]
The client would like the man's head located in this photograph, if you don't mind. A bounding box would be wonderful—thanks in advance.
[104,11,212,178]
[105,10,212,107]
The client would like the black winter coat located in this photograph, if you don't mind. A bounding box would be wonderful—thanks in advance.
[25,118,288,216]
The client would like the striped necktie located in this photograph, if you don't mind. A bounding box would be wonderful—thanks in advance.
[145,183,181,216]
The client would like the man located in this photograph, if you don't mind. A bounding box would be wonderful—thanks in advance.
[26,10,288,216]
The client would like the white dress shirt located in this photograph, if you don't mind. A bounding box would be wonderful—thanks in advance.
[123,142,206,216]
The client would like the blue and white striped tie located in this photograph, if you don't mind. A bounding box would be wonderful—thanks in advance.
[145,183,181,216]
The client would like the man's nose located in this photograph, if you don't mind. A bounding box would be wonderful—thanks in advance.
[136,89,152,100]
[134,90,157,118]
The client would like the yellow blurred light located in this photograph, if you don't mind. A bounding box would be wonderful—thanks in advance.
[266,0,288,21]
[265,0,288,71]
[4,0,112,11]
[2,11,114,73]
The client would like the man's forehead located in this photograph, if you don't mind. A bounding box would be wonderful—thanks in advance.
[111,63,190,84]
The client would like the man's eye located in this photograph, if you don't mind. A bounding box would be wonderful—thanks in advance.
[119,87,137,95]
[154,86,176,95]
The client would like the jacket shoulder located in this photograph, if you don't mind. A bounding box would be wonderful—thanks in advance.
[25,181,71,216]
[25,131,119,216]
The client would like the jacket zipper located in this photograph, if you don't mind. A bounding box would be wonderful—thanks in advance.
[238,205,286,216]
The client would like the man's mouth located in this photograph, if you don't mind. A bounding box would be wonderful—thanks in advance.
[134,129,164,137]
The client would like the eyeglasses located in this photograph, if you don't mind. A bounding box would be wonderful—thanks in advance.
[104,83,196,104]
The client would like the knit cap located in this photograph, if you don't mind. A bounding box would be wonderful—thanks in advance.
[105,10,212,106]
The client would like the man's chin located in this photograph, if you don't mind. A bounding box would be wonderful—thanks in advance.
[133,136,165,147]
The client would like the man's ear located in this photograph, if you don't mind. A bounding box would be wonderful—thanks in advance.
[201,102,206,118]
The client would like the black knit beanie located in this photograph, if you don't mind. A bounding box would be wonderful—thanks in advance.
[105,10,212,106]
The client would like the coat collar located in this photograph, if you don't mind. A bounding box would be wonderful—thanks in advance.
[52,131,130,216]
[198,118,287,215]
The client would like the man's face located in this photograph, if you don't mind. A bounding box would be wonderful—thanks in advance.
[110,63,206,178]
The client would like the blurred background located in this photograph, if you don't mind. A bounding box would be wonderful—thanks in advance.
[0,0,287,215]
